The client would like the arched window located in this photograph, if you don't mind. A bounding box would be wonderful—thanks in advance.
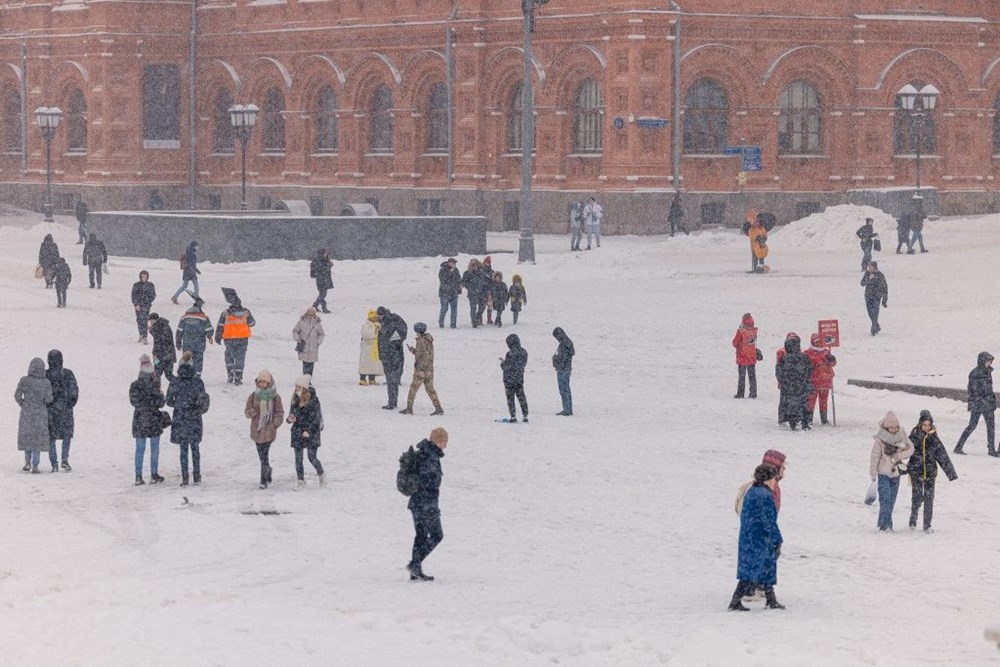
[262,87,285,152]
[425,83,449,153]
[66,88,87,153]
[3,88,22,153]
[778,80,822,154]
[573,78,603,153]
[683,79,728,153]
[992,94,1000,155]
[369,84,393,153]
[212,88,235,154]
[894,81,936,155]
[507,83,524,152]
[314,85,338,153]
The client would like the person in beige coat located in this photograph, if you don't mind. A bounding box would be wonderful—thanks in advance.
[400,323,443,416]
[869,410,913,532]
[292,307,325,376]
[245,369,285,489]
[359,309,384,385]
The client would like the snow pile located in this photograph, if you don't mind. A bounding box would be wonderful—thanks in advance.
[770,204,898,250]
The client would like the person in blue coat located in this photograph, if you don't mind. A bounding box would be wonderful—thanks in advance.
[729,463,784,611]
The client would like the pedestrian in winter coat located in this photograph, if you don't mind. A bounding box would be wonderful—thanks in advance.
[175,298,214,376]
[743,211,769,273]
[583,197,603,249]
[856,217,878,272]
[482,256,496,323]
[775,334,813,430]
[82,234,108,289]
[245,369,285,489]
[214,299,256,385]
[668,192,689,237]
[896,213,913,254]
[293,307,325,377]
[15,358,53,473]
[406,427,448,582]
[310,248,333,314]
[438,257,462,329]
[39,234,60,288]
[171,240,200,303]
[359,309,384,385]
[569,202,584,251]
[804,333,837,426]
[735,449,788,517]
[53,257,71,308]
[550,327,575,416]
[861,261,888,336]
[377,306,408,410]
[166,360,209,486]
[907,410,958,532]
[45,349,78,472]
[910,210,927,253]
[729,464,784,611]
[489,272,510,327]
[501,333,529,422]
[74,200,89,244]
[869,411,913,532]
[286,376,325,485]
[131,270,156,344]
[400,323,443,416]
[954,352,997,456]
[147,313,176,381]
[732,313,759,399]
[130,354,165,485]
[461,259,488,327]
[509,274,527,324]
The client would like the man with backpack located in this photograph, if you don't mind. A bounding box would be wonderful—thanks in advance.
[399,426,448,582]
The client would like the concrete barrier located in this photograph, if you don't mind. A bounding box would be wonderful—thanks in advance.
[846,378,976,403]
[87,212,488,263]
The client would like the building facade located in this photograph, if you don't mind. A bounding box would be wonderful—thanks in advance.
[1,0,999,231]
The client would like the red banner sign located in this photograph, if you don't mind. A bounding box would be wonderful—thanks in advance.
[818,319,840,348]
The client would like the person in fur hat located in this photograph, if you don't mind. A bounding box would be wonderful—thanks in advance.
[869,411,913,531]
[804,333,837,425]
[245,369,284,489]
[508,274,527,324]
[954,352,997,456]
[729,463,784,611]
[906,410,958,532]
[732,313,759,399]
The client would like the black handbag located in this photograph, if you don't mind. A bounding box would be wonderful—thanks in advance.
[873,238,882,252]
[295,340,306,353]
[755,348,764,362]
[158,410,172,429]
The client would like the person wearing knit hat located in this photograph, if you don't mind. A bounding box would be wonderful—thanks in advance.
[293,306,325,377]
[729,463,784,611]
[906,410,958,532]
[245,369,284,489]
[954,352,998,457]
[869,411,913,531]
[286,375,325,486]
[400,322,444,416]
[359,309,384,385]
[130,353,167,485]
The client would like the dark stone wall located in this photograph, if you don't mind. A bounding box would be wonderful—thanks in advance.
[87,212,488,263]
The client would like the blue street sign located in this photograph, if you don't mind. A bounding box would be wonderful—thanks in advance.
[635,117,669,130]
[742,146,763,171]
[723,146,743,156]
[613,116,625,130]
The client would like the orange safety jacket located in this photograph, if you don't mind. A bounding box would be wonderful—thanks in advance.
[223,312,252,339]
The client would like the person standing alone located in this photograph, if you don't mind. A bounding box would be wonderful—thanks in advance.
[215,295,256,385]
[954,352,998,457]
[131,270,156,344]
[855,217,878,273]
[405,427,448,582]
[860,261,888,336]
[501,334,529,422]
[552,327,574,416]
[668,192,689,237]
[732,313,759,399]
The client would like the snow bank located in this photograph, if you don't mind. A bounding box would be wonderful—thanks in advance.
[769,204,899,251]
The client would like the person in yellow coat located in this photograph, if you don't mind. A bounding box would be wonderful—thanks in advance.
[359,309,385,385]
[742,208,770,274]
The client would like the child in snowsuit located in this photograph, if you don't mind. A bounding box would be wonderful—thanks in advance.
[804,333,837,426]
[907,410,958,532]
[732,313,758,399]
[490,272,509,327]
[508,274,527,324]
[869,411,912,532]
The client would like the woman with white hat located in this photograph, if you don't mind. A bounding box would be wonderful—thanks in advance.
[287,375,325,486]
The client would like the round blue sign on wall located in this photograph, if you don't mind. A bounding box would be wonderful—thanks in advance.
[613,116,625,130]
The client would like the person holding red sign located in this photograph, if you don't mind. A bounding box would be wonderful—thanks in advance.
[804,334,837,426]
[732,313,760,399]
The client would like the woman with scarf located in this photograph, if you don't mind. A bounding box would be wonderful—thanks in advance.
[358,309,384,385]
[868,411,913,532]
[245,369,285,489]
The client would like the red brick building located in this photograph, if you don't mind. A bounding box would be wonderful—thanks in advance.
[1,0,999,231]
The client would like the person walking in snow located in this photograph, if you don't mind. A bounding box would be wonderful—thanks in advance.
[245,369,284,489]
[293,307,325,377]
[729,463,784,611]
[482,256,495,324]
[171,241,200,303]
[489,271,509,327]
[668,192,689,237]
[15,358,53,474]
[166,356,210,486]
[736,449,787,517]
[775,334,813,431]
[377,306,408,410]
[909,209,928,253]
[131,270,156,344]
[732,313,759,399]
[583,196,603,249]
[437,257,462,329]
[286,375,325,486]
[501,333,529,422]
[895,214,913,254]
[82,233,108,289]
[552,327,575,416]
[804,333,837,426]
[175,296,214,377]
[45,350,78,473]
[860,261,888,336]
[569,201,584,251]
[400,322,444,416]
[869,411,913,532]
[130,354,166,485]
[405,426,448,582]
[310,248,333,314]
[461,259,488,327]
[954,352,997,457]
[855,217,878,273]
[359,309,384,385]
[74,200,89,245]
[147,313,176,382]
[53,257,71,308]
[214,296,256,385]
[509,274,527,324]
[907,410,958,532]
[38,233,60,288]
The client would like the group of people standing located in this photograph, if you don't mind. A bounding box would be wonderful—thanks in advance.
[453,256,527,329]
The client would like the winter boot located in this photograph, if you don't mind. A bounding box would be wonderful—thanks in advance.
[369,378,379,385]
[61,460,71,471]
[789,421,798,431]
[31,465,39,474]
[989,448,999,458]
[802,419,812,431]
[193,472,201,485]
[359,377,369,386]
[430,408,444,416]
[728,588,750,611]
[170,296,179,304]
[399,408,414,415]
[820,410,829,425]
[234,371,243,386]
[953,445,966,455]
[764,588,785,610]
[151,474,164,484]
[406,563,434,582]
[135,476,145,486]
[180,475,189,487]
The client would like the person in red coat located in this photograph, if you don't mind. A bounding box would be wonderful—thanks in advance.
[804,333,837,426]
[732,313,759,398]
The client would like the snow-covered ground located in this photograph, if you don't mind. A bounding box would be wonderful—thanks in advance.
[1,204,999,665]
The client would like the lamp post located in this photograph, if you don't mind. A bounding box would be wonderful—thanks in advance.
[229,103,259,210]
[897,83,939,208]
[518,0,548,264]
[34,106,62,222]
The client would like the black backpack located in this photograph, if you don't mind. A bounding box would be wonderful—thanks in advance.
[397,446,420,496]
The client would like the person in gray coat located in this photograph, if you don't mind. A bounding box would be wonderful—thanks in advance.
[292,307,325,376]
[15,358,53,473]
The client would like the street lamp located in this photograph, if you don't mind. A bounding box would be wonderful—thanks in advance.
[897,83,939,202]
[518,0,548,264]
[35,106,62,222]
[229,103,259,210]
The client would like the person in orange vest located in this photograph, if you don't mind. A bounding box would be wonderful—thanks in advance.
[215,294,256,385]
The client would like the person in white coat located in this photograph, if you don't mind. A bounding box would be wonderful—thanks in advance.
[292,307,325,377]
[582,196,603,249]
[869,410,913,532]
[359,309,384,385]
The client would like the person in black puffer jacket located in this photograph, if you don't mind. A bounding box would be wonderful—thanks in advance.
[461,259,488,327]
[907,410,958,532]
[377,306,408,410]
[287,375,325,485]
[501,333,529,422]
[310,248,333,314]
[131,270,156,344]
[775,334,814,431]
[39,234,60,288]
[130,354,166,485]
[166,358,209,486]
[406,427,448,582]
[45,349,79,472]
[437,258,462,329]
[954,352,998,457]
[147,313,177,382]
[552,327,575,416]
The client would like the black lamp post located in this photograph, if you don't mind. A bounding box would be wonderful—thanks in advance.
[518,0,548,264]
[898,83,939,206]
[229,103,259,210]
[35,106,62,222]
